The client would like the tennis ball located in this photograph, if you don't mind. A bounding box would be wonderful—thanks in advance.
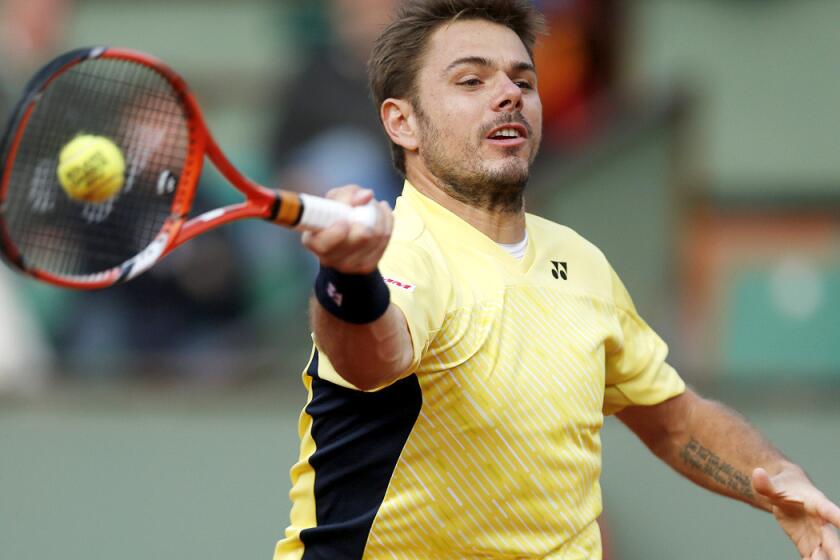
[57,135,126,203]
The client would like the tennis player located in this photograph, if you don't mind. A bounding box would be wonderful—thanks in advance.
[275,1,840,558]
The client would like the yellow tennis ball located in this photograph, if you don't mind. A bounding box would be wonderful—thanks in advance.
[57,135,126,203]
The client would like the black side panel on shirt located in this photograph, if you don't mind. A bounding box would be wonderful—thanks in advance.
[301,350,422,560]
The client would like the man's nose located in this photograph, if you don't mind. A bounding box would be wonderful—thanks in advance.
[493,76,524,112]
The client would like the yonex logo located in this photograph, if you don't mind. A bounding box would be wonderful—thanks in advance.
[551,261,568,280]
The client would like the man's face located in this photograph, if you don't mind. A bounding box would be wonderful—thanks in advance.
[411,18,543,212]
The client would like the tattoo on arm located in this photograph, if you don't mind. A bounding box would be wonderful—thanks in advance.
[680,438,754,500]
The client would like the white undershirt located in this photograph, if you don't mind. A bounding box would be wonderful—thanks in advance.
[497,231,529,260]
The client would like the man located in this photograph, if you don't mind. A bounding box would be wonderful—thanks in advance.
[275,1,840,558]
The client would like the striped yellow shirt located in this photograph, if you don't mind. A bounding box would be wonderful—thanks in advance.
[276,181,685,559]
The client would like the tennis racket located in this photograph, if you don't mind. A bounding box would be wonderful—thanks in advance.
[0,46,376,289]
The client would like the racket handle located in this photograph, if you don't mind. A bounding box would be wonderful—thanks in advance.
[297,193,378,230]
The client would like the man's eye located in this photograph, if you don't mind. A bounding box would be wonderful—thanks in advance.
[459,78,482,87]
[515,80,534,90]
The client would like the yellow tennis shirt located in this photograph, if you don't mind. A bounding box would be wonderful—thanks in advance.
[275,181,685,559]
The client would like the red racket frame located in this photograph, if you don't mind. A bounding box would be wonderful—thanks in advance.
[0,47,302,289]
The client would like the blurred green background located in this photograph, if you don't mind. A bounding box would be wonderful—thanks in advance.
[1,1,838,559]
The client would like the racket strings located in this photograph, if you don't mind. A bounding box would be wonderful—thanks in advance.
[6,61,167,274]
[2,57,191,278]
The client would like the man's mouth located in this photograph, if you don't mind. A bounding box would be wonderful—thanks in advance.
[485,123,529,148]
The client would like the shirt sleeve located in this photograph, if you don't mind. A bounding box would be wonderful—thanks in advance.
[378,239,450,377]
[603,266,686,416]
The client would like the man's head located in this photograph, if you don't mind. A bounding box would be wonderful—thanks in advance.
[369,0,546,212]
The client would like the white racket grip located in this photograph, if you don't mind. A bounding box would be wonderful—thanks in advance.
[297,193,378,231]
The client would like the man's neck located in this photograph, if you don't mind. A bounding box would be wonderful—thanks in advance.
[406,167,526,244]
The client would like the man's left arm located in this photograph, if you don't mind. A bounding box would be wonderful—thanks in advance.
[617,388,840,558]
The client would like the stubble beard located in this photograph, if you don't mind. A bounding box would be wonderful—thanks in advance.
[416,107,535,214]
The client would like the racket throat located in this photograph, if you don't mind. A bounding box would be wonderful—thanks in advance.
[270,191,304,227]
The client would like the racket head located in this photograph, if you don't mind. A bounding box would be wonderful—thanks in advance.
[0,47,207,289]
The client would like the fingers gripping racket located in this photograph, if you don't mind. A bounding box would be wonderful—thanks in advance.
[0,47,376,289]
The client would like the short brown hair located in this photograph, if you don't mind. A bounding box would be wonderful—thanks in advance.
[368,0,546,176]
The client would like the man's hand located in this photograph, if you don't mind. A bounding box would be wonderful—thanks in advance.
[753,466,840,559]
[301,185,393,273]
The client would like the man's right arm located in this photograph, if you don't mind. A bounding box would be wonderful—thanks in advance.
[310,299,414,390]
[301,185,414,390]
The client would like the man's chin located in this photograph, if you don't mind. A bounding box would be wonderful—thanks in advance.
[482,158,530,180]
[482,145,532,164]
[480,162,529,193]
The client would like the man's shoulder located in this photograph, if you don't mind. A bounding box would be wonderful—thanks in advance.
[525,213,616,299]
[526,213,607,260]
[383,198,446,276]
[391,195,427,243]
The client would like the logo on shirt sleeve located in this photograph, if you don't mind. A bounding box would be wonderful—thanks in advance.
[384,276,416,292]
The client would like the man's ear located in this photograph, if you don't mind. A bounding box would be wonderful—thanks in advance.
[381,98,419,152]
